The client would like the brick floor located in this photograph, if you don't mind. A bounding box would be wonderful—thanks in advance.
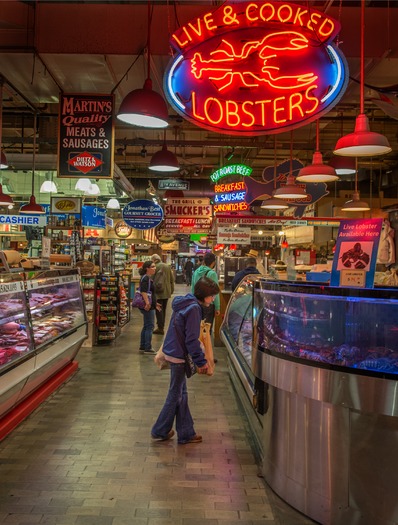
[0,285,316,525]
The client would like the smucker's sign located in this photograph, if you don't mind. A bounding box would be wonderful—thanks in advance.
[58,93,114,178]
[165,1,348,135]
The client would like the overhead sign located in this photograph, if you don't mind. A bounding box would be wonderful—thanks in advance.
[51,197,82,214]
[217,226,251,245]
[114,220,133,239]
[82,205,106,229]
[0,214,47,226]
[210,164,252,183]
[163,197,212,233]
[123,199,164,230]
[214,180,249,213]
[331,219,383,288]
[58,93,114,178]
[158,179,190,190]
[165,1,347,136]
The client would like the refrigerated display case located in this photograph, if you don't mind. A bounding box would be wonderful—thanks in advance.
[221,276,398,525]
[0,269,87,431]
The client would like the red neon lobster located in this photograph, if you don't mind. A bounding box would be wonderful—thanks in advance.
[191,31,318,92]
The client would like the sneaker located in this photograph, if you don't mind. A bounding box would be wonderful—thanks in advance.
[151,429,175,441]
[153,328,164,335]
[179,434,202,444]
[140,348,156,354]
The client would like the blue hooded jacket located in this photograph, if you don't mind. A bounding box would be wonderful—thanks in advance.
[162,294,207,367]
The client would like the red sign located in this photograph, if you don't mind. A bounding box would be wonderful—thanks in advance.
[67,151,103,174]
[163,198,213,233]
[165,1,347,135]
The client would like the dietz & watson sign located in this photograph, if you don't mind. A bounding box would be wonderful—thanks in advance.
[165,1,348,135]
[58,93,114,178]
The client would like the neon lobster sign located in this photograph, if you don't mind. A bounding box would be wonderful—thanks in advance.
[165,1,348,136]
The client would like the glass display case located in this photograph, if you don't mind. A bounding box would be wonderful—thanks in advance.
[0,269,87,426]
[0,277,32,371]
[221,276,398,525]
[254,280,398,376]
[26,271,86,349]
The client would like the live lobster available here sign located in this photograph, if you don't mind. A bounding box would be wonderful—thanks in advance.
[58,93,114,178]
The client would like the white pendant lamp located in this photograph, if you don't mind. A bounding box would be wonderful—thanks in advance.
[84,183,101,196]
[341,158,370,212]
[75,178,92,191]
[20,112,45,214]
[116,2,168,128]
[261,137,289,210]
[40,172,57,193]
[106,198,120,209]
[297,120,338,183]
[334,0,391,157]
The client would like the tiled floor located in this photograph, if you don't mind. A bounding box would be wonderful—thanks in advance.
[0,285,316,525]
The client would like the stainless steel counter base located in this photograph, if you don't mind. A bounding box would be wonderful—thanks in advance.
[256,353,398,525]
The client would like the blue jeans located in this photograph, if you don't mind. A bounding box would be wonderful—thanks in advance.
[151,362,196,443]
[139,309,155,350]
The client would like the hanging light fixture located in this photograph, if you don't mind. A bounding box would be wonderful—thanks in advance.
[297,120,338,182]
[84,183,101,196]
[40,172,57,193]
[329,155,356,175]
[149,131,179,172]
[334,0,391,157]
[75,178,92,191]
[116,2,168,128]
[261,137,289,210]
[20,113,45,214]
[274,133,307,200]
[0,183,13,206]
[0,77,8,169]
[106,198,120,209]
[341,158,370,211]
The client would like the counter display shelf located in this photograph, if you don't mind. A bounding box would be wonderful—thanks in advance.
[0,269,88,437]
[94,274,118,343]
[220,276,398,525]
[0,278,32,371]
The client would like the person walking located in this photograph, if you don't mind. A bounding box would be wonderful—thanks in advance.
[151,276,220,444]
[151,254,175,335]
[231,256,261,291]
[183,258,194,286]
[138,260,160,355]
[191,252,220,333]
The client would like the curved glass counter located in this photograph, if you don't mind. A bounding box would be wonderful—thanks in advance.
[254,279,398,377]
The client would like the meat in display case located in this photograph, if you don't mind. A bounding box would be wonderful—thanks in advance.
[26,272,86,348]
[0,277,32,369]
[0,269,87,431]
[221,276,398,525]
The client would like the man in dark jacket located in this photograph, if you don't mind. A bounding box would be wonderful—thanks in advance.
[231,257,261,291]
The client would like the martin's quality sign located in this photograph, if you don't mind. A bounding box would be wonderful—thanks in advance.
[165,1,348,135]
[58,93,114,178]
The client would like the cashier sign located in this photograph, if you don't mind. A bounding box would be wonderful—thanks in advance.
[0,214,47,226]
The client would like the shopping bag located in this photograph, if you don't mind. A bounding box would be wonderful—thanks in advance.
[199,320,215,376]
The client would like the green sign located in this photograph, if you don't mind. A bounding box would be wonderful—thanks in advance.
[210,164,252,183]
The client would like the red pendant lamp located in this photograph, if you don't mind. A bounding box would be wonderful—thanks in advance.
[149,131,179,172]
[261,137,289,210]
[274,133,307,200]
[334,0,391,157]
[20,112,45,214]
[0,78,9,170]
[117,2,168,128]
[341,158,370,212]
[297,120,338,182]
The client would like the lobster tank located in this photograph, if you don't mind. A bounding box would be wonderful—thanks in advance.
[220,276,398,525]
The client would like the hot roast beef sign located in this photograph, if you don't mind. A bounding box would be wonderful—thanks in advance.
[165,1,348,135]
